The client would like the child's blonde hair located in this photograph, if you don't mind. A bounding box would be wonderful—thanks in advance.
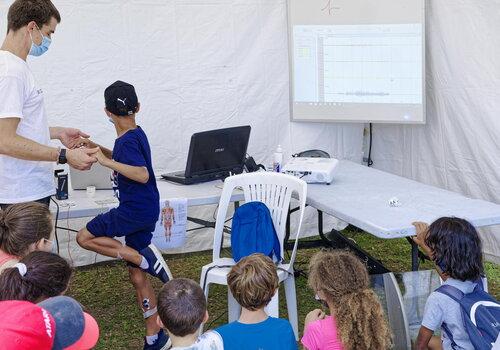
[308,249,392,350]
[227,253,278,311]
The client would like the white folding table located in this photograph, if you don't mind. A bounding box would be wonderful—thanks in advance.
[52,161,500,271]
[51,179,244,220]
[50,180,244,251]
[303,161,500,271]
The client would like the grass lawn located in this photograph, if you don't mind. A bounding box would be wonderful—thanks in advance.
[67,229,499,350]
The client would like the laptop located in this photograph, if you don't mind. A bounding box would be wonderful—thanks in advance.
[162,126,251,185]
[70,163,113,190]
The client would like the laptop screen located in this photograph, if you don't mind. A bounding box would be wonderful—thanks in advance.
[185,126,251,177]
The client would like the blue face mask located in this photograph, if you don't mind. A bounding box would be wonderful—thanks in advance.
[29,26,51,57]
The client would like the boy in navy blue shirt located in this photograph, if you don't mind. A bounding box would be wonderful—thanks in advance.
[215,253,297,350]
[77,81,171,350]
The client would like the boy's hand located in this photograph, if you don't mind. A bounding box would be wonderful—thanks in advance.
[412,222,432,257]
[95,147,111,167]
[67,147,98,170]
[305,309,326,327]
[75,137,97,149]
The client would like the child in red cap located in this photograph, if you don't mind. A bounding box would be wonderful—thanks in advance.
[0,296,99,350]
[0,300,55,349]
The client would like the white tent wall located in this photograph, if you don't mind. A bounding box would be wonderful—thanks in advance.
[0,0,361,266]
[1,0,498,265]
[371,0,500,263]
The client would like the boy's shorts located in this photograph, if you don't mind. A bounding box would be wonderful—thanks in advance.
[86,208,156,252]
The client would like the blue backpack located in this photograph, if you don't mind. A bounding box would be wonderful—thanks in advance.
[230,202,282,263]
[437,280,500,350]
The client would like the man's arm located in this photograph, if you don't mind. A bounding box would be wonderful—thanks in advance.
[96,148,149,184]
[0,118,59,161]
[0,118,99,170]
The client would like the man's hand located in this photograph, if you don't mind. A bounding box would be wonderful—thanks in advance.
[66,147,99,170]
[304,309,326,328]
[52,127,90,149]
[412,222,432,257]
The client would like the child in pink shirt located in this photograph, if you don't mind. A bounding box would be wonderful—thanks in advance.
[302,313,343,350]
[302,250,392,350]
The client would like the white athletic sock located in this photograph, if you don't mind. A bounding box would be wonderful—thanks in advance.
[139,256,149,270]
[146,333,158,345]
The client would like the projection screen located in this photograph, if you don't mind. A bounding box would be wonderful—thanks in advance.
[288,0,426,123]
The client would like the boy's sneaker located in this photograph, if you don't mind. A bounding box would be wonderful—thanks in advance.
[139,244,173,283]
[143,329,171,350]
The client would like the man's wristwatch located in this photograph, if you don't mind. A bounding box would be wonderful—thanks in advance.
[58,148,68,165]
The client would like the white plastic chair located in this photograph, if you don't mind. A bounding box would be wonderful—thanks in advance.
[200,172,307,339]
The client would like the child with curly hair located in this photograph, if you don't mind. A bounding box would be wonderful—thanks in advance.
[302,249,392,350]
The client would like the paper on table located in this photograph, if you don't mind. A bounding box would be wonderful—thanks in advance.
[152,198,187,250]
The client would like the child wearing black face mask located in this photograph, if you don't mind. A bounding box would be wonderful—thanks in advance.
[413,217,486,350]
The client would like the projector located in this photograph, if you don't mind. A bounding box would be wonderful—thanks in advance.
[282,157,339,185]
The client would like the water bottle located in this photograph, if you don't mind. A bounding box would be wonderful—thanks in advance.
[54,169,69,200]
[273,145,283,172]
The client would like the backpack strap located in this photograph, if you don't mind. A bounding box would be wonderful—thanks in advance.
[473,278,485,292]
[436,285,465,303]
[436,285,465,350]
[439,280,485,296]
[441,322,460,350]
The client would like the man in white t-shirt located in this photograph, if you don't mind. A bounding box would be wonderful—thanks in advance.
[0,0,98,206]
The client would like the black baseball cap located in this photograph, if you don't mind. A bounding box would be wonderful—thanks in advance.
[104,81,139,116]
